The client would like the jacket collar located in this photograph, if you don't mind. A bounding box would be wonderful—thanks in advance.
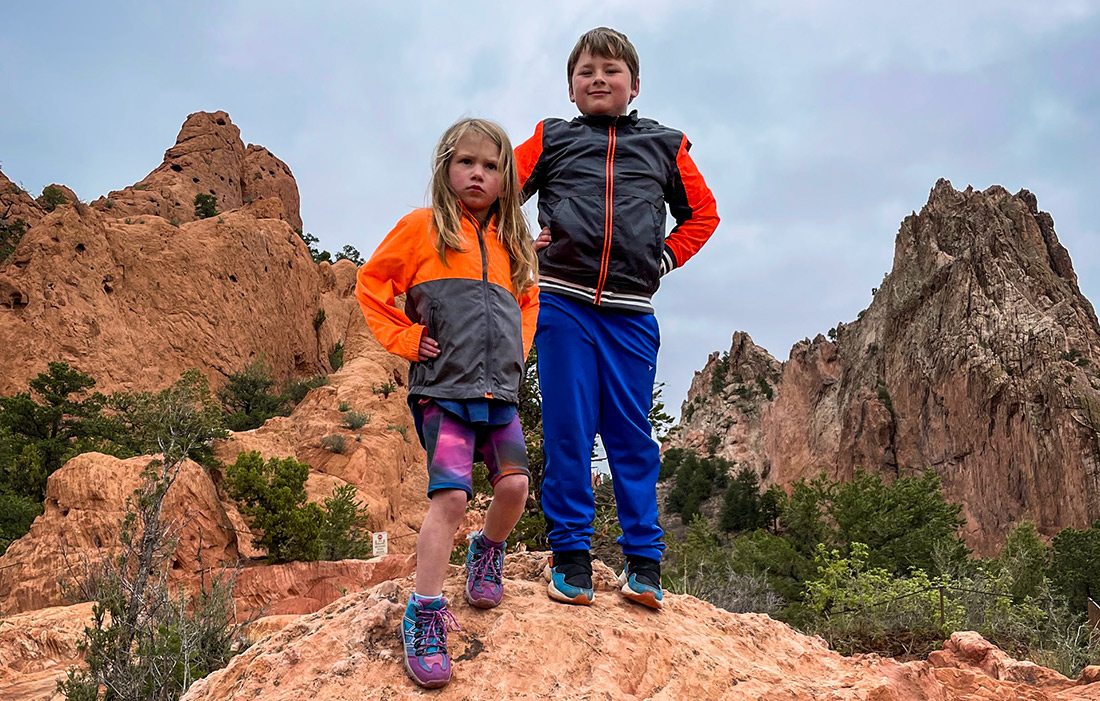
[575,109,639,128]
[458,201,498,233]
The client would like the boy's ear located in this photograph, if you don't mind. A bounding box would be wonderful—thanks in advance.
[568,83,576,104]
[630,77,640,102]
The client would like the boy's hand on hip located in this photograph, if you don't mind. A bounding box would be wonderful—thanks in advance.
[533,227,552,252]
[418,335,441,361]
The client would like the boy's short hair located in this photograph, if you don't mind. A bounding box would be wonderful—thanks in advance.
[567,27,639,84]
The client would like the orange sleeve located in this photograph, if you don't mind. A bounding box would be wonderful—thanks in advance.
[355,213,427,362]
[663,134,720,271]
[515,121,545,202]
[518,281,539,360]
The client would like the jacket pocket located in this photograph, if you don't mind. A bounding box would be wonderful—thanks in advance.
[544,195,604,275]
[608,195,664,293]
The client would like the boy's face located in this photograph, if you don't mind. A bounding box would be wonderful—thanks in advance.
[569,50,639,117]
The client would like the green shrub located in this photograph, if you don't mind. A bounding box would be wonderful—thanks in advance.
[313,309,326,330]
[219,360,287,431]
[296,231,332,263]
[321,434,346,453]
[58,374,241,700]
[803,543,947,657]
[659,447,688,481]
[342,411,369,429]
[0,362,126,500]
[226,451,370,563]
[193,193,218,219]
[225,452,324,562]
[665,450,731,524]
[0,490,43,555]
[39,185,68,212]
[334,245,363,265]
[666,517,784,615]
[720,466,759,532]
[710,352,729,394]
[0,215,28,262]
[1050,523,1100,612]
[338,401,350,412]
[283,375,326,405]
[328,342,345,371]
[372,381,397,399]
[318,484,371,560]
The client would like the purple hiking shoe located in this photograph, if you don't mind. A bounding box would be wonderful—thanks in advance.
[465,530,506,609]
[400,595,459,688]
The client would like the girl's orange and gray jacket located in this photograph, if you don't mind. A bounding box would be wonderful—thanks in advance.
[355,208,538,404]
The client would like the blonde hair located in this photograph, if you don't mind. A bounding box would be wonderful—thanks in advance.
[567,27,640,86]
[429,118,537,293]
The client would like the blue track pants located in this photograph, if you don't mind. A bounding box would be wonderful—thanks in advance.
[536,293,664,561]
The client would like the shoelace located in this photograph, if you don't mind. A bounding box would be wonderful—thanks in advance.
[413,607,460,656]
[469,539,505,585]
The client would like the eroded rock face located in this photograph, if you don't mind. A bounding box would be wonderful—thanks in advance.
[0,454,239,614]
[671,181,1100,553]
[212,323,428,558]
[89,111,301,231]
[0,170,45,229]
[0,201,350,395]
[0,602,91,701]
[178,552,1098,701]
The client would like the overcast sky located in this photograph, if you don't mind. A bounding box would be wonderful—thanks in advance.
[3,1,1098,416]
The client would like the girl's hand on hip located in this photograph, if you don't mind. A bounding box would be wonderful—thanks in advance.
[418,335,441,361]
[533,227,552,251]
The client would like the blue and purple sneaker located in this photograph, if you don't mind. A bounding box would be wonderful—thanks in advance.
[465,530,506,608]
[400,595,459,688]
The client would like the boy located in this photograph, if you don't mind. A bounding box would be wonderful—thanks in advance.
[515,27,719,609]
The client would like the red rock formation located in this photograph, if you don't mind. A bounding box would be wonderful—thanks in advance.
[0,170,45,229]
[670,181,1100,553]
[0,454,239,614]
[0,200,351,395]
[177,552,1100,701]
[227,555,416,620]
[0,602,91,701]
[89,111,301,230]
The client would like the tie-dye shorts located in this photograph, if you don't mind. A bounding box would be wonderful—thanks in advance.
[418,400,529,498]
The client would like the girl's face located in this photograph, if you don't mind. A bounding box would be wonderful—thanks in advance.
[447,131,502,222]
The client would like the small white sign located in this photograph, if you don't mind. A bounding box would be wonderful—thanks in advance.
[372,531,389,557]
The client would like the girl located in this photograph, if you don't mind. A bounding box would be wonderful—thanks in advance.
[355,118,538,689]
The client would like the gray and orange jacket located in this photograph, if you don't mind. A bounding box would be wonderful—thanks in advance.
[516,111,719,313]
[355,208,539,404]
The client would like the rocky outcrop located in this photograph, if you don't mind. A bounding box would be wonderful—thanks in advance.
[0,199,354,395]
[0,171,45,230]
[214,333,428,557]
[228,556,416,620]
[179,551,1100,701]
[671,181,1100,553]
[90,111,301,230]
[0,602,91,701]
[673,332,781,470]
[0,454,239,614]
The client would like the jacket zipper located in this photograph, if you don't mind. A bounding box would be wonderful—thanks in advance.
[594,124,616,304]
[474,218,494,397]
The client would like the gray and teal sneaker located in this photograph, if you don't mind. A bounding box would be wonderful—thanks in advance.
[618,555,663,610]
[400,595,459,688]
[465,530,506,609]
[544,550,594,605]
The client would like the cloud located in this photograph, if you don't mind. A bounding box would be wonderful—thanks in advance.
[2,1,1097,417]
